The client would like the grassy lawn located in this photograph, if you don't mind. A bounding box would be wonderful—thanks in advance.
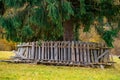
[0,51,120,80]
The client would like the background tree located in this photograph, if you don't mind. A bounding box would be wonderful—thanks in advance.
[0,0,120,47]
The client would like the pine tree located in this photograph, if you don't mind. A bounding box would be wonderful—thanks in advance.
[0,0,120,47]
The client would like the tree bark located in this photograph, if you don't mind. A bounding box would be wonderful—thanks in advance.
[0,1,5,15]
[63,20,74,41]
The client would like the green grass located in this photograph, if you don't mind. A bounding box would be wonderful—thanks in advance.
[0,51,120,80]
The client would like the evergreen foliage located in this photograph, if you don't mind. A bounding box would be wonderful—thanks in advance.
[0,0,120,47]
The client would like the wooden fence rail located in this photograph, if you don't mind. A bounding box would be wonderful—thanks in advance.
[14,41,113,67]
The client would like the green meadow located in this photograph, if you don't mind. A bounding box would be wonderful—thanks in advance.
[0,51,120,80]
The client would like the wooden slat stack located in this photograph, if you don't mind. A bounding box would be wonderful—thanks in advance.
[14,41,113,67]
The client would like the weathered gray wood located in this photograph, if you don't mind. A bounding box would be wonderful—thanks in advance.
[54,42,58,61]
[83,43,87,64]
[87,43,90,63]
[28,45,31,59]
[35,42,38,60]
[26,45,29,58]
[58,42,61,61]
[107,49,110,62]
[14,49,27,59]
[68,41,71,61]
[47,42,50,60]
[97,50,109,60]
[103,44,109,63]
[71,41,75,62]
[63,42,67,61]
[31,42,35,59]
[80,43,83,63]
[19,43,23,55]
[76,41,79,62]
[44,42,47,60]
[97,44,100,62]
[38,46,41,60]
[14,41,111,67]
[94,44,98,63]
[41,42,44,60]
[51,41,53,60]
[90,44,94,63]
[100,43,104,62]
[20,44,26,57]
[61,42,63,61]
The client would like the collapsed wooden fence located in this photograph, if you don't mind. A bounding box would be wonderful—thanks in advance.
[14,41,113,67]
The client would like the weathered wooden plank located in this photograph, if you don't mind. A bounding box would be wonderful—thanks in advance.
[76,41,79,62]
[51,41,53,60]
[71,41,75,62]
[65,42,68,61]
[28,43,31,59]
[26,44,29,58]
[61,42,63,62]
[20,43,24,55]
[21,43,27,57]
[14,48,27,59]
[103,44,108,63]
[80,43,83,63]
[44,42,47,60]
[100,43,104,62]
[38,46,41,60]
[58,42,61,61]
[87,43,90,63]
[68,41,71,61]
[28,43,30,59]
[35,42,38,60]
[64,42,67,61]
[94,44,98,63]
[97,50,109,60]
[41,41,44,60]
[47,42,50,60]
[83,43,87,64]
[90,44,94,63]
[97,44,100,62]
[54,42,58,61]
[31,42,35,59]
[107,49,110,62]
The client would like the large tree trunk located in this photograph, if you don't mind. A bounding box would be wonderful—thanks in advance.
[0,1,5,15]
[63,20,74,41]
